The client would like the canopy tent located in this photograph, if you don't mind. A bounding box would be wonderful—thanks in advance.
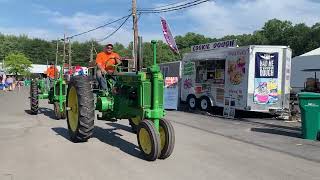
[291,47,320,93]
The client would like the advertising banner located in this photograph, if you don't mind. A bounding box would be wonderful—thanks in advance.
[160,17,179,54]
[255,52,278,78]
[191,39,236,52]
[164,77,179,110]
[254,52,279,105]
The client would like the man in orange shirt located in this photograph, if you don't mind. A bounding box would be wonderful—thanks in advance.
[45,62,58,79]
[96,44,121,90]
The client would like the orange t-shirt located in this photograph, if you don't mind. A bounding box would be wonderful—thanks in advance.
[46,66,58,79]
[96,52,120,73]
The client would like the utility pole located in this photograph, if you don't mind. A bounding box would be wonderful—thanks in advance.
[90,41,94,63]
[132,0,139,71]
[55,39,59,79]
[55,39,59,67]
[68,38,72,68]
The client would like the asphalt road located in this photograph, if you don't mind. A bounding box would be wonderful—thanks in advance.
[0,88,320,180]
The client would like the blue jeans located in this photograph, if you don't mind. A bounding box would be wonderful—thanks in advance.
[96,69,108,90]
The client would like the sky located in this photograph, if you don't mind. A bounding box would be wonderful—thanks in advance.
[0,0,319,46]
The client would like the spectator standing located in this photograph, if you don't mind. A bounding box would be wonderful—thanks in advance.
[6,76,14,91]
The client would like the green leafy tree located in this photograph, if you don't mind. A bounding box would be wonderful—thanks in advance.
[4,53,32,76]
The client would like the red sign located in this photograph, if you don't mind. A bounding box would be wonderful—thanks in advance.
[160,17,179,55]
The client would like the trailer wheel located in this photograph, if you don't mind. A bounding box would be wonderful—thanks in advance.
[30,80,39,115]
[200,96,211,111]
[67,76,95,142]
[129,116,141,133]
[158,119,175,159]
[187,95,197,110]
[137,120,161,161]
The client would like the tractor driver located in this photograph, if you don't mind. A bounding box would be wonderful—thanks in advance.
[96,44,122,90]
[45,62,58,80]
[45,62,58,88]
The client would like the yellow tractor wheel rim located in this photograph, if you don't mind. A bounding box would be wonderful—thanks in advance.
[159,126,166,150]
[68,86,79,132]
[131,116,141,126]
[139,128,152,154]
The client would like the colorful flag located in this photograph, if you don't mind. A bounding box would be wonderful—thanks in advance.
[160,17,179,55]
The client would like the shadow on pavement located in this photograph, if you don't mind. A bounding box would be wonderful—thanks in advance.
[38,108,57,120]
[24,108,57,120]
[52,127,70,140]
[178,103,301,131]
[51,126,143,160]
[106,122,133,133]
[24,109,36,115]
[94,126,143,160]
[251,127,302,138]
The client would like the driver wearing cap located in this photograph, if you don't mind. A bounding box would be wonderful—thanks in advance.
[96,44,122,90]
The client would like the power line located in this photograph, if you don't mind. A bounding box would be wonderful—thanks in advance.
[137,0,210,13]
[98,14,132,42]
[62,14,132,40]
[139,0,191,10]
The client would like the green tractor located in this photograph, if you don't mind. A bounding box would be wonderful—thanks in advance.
[30,65,67,119]
[66,41,175,161]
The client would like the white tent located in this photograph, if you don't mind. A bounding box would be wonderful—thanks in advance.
[291,47,320,92]
[0,63,61,74]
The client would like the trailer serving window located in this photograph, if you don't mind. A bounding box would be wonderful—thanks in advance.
[195,59,225,84]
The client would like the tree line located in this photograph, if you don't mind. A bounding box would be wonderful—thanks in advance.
[1,19,319,68]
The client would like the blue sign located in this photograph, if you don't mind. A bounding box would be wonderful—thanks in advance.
[164,77,179,110]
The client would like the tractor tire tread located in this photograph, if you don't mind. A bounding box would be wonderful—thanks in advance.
[67,76,95,143]
[159,119,175,159]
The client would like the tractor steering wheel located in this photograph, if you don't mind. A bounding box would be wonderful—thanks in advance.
[105,58,122,74]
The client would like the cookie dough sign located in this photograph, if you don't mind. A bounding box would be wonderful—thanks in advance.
[255,52,278,78]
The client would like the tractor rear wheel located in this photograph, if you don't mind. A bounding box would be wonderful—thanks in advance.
[30,80,39,115]
[158,119,175,159]
[67,76,95,142]
[137,120,161,161]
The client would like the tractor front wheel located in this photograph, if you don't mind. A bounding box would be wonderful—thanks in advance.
[54,102,61,119]
[54,102,66,120]
[129,116,141,133]
[137,120,161,161]
[67,76,95,142]
[159,119,175,159]
[30,80,39,115]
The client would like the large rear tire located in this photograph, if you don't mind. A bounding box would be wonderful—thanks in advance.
[137,120,161,161]
[30,80,39,115]
[158,119,175,159]
[67,76,95,142]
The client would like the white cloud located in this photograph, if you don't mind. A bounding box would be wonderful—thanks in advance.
[186,0,320,37]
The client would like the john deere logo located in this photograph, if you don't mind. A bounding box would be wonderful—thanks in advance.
[306,103,319,107]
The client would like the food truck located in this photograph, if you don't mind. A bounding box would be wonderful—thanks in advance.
[181,40,292,116]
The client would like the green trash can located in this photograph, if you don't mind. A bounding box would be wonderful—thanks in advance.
[298,92,320,140]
